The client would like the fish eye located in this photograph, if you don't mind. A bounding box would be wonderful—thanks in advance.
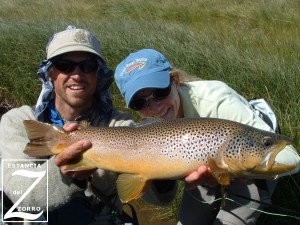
[262,137,273,147]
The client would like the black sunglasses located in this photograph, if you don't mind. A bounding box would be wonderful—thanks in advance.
[129,79,172,111]
[52,59,99,74]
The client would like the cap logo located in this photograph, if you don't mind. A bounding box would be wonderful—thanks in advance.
[74,30,90,44]
[126,61,146,73]
[121,58,147,76]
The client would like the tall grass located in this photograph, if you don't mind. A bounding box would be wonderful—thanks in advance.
[1,0,300,224]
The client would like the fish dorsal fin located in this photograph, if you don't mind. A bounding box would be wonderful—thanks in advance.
[116,174,150,203]
[64,159,97,171]
[207,155,231,186]
[77,120,91,129]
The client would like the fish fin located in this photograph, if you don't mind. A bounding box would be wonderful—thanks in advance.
[207,155,231,186]
[116,174,150,203]
[64,159,97,171]
[226,158,245,176]
[23,120,66,157]
[77,120,91,129]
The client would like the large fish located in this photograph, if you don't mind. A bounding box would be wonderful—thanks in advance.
[23,118,296,203]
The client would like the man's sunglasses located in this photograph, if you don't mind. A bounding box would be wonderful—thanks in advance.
[52,59,99,74]
[129,79,172,111]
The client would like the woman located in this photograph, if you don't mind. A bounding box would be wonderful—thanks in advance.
[114,49,300,225]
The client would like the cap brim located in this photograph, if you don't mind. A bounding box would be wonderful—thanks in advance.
[47,45,103,60]
[124,69,170,107]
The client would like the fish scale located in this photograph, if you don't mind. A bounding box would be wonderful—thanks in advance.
[23,118,296,203]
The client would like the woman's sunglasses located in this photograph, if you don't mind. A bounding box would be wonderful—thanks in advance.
[52,59,99,74]
[129,79,172,111]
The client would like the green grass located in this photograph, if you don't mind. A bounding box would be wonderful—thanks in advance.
[1,0,300,224]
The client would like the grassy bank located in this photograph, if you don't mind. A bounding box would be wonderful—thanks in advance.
[1,0,300,224]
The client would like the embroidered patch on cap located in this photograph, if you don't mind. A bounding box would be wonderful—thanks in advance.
[122,58,147,76]
[74,30,90,44]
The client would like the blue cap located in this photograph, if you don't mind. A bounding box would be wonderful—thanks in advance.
[115,49,172,107]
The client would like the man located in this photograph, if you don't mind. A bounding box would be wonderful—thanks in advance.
[0,26,137,225]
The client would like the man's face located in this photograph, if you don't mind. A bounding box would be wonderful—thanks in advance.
[50,52,98,110]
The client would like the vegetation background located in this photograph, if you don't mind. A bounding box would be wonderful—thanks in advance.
[0,0,299,224]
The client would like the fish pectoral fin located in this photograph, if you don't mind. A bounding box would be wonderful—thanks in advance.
[226,159,245,176]
[207,155,231,186]
[116,174,150,203]
[64,159,97,171]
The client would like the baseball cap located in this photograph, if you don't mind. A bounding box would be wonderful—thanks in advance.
[115,49,172,107]
[46,25,104,61]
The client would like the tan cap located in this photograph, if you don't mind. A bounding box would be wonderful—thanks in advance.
[46,28,104,60]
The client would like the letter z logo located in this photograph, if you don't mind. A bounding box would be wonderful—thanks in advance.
[2,160,48,223]
[4,170,45,220]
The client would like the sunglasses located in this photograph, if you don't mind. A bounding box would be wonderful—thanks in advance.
[53,59,99,74]
[129,79,172,111]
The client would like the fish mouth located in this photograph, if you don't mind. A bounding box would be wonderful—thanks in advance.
[250,139,296,176]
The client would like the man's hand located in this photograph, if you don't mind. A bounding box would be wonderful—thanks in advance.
[184,165,218,190]
[54,123,96,180]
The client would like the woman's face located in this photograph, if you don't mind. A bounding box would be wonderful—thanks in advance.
[132,76,183,119]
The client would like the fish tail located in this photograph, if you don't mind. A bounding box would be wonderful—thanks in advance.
[23,120,66,157]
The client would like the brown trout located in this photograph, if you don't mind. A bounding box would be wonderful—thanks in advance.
[23,118,296,203]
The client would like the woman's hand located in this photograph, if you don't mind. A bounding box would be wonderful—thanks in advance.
[54,123,96,180]
[184,165,218,190]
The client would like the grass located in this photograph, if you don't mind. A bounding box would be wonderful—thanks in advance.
[1,0,300,224]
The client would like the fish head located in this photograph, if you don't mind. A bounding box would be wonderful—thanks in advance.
[224,127,296,178]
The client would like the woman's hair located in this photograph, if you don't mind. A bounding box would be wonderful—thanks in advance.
[170,68,201,82]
